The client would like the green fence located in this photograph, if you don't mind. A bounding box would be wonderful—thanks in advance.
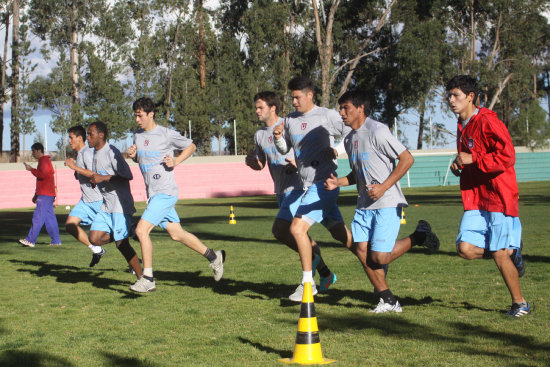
[336,151,550,191]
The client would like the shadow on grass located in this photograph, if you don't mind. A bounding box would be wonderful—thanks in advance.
[237,337,292,359]
[9,259,142,299]
[0,350,75,367]
[100,351,157,367]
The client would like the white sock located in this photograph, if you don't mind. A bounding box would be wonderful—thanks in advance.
[302,270,314,285]
[143,267,153,278]
[90,245,102,254]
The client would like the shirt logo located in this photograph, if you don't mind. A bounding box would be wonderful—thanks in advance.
[354,140,358,148]
[153,174,161,180]
[144,140,150,146]
[301,123,307,130]
[468,138,474,149]
[268,136,272,143]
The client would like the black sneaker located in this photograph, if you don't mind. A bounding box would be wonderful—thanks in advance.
[506,302,531,318]
[510,240,526,277]
[89,248,106,267]
[415,220,440,252]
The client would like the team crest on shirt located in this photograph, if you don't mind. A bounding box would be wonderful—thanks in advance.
[354,140,358,148]
[153,174,161,180]
[144,140,150,146]
[467,138,474,149]
[268,136,272,143]
[301,123,307,130]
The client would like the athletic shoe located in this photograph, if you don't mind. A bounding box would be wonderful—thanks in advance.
[369,298,402,313]
[510,240,526,277]
[319,272,337,292]
[209,250,226,281]
[506,302,531,318]
[19,239,35,248]
[130,277,156,293]
[288,283,318,302]
[89,248,106,267]
[48,243,62,246]
[311,253,321,277]
[415,220,440,252]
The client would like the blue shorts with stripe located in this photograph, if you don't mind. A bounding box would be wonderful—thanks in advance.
[456,210,521,251]
[69,199,102,226]
[351,207,401,253]
[141,194,181,230]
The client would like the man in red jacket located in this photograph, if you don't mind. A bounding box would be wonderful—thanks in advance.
[19,143,62,248]
[447,75,530,317]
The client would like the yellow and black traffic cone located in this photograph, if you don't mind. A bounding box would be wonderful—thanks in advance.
[279,282,334,365]
[229,206,237,224]
[400,208,406,224]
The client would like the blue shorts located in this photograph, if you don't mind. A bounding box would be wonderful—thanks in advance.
[276,190,304,222]
[141,194,180,230]
[295,181,344,228]
[90,211,132,242]
[456,210,522,251]
[69,200,102,226]
[351,208,402,253]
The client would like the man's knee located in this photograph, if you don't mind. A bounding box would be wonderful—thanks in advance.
[272,219,290,241]
[116,240,137,262]
[370,251,391,265]
[456,242,478,260]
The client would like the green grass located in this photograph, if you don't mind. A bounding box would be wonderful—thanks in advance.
[1,182,549,366]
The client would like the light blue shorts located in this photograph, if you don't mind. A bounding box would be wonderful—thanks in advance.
[456,210,522,251]
[276,189,304,222]
[90,210,132,242]
[351,208,402,253]
[141,194,180,230]
[295,181,344,228]
[69,200,102,226]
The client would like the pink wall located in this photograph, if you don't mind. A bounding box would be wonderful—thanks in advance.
[0,160,274,210]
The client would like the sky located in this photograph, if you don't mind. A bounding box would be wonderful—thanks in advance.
[2,2,549,154]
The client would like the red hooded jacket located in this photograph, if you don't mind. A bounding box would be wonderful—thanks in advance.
[457,107,518,217]
[30,155,56,197]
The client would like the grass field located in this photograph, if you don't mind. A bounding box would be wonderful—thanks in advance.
[1,182,549,366]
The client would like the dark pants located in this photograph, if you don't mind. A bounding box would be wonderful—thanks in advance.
[26,195,61,244]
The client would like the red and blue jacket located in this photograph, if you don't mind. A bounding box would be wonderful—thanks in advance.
[457,107,518,217]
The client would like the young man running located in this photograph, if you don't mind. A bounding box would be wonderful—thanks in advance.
[64,125,106,266]
[127,97,225,293]
[86,121,143,279]
[246,91,336,297]
[325,90,439,313]
[447,75,530,317]
[273,76,354,302]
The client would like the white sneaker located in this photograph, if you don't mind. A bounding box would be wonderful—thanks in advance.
[288,283,318,302]
[369,298,402,313]
[209,250,225,281]
[130,277,156,293]
[19,239,35,248]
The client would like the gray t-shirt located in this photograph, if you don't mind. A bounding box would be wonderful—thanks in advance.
[344,117,408,210]
[282,106,351,187]
[253,118,302,194]
[76,145,102,203]
[92,144,135,215]
[133,125,193,198]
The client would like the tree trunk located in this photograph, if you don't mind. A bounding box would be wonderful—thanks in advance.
[469,0,475,63]
[10,0,20,162]
[417,102,426,150]
[0,8,9,155]
[198,0,206,90]
[312,0,340,107]
[165,12,182,120]
[70,2,79,106]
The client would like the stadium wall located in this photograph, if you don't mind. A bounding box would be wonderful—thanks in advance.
[1,149,549,210]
